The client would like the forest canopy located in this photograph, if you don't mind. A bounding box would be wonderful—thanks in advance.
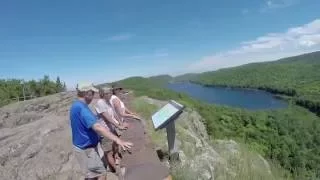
[0,75,66,106]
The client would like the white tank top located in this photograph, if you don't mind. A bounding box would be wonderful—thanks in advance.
[110,95,125,123]
[94,99,118,135]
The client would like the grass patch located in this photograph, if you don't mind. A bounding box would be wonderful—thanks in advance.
[213,140,292,180]
[129,97,167,145]
[170,163,198,180]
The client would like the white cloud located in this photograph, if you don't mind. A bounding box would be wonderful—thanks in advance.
[242,9,249,15]
[154,48,169,57]
[125,49,169,60]
[261,0,299,12]
[126,55,145,60]
[154,52,169,57]
[190,19,320,72]
[106,33,134,41]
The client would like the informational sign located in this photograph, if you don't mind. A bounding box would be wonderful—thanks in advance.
[152,100,184,130]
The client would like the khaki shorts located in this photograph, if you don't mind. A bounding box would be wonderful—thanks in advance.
[73,143,107,179]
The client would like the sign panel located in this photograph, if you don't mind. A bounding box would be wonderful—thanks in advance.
[152,100,184,130]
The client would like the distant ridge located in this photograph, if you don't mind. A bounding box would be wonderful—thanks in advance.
[178,51,320,115]
[101,51,320,115]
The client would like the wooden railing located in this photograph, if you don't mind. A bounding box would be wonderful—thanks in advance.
[0,95,38,106]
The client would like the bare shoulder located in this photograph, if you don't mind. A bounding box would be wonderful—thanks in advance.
[112,96,120,103]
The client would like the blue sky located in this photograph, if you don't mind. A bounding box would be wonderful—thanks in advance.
[1,0,319,88]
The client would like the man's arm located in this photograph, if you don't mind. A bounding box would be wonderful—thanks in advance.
[81,106,132,150]
[92,123,132,150]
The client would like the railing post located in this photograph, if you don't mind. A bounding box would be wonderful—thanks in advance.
[22,83,26,101]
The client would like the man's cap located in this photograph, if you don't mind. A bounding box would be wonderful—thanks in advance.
[76,82,99,92]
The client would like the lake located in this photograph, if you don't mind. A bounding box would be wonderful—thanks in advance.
[167,82,288,110]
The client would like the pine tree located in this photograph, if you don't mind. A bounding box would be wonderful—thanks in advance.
[56,76,62,92]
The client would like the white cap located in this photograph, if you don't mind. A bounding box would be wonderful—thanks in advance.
[76,82,99,92]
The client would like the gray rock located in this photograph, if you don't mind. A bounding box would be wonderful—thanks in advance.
[0,92,81,180]
[200,169,213,180]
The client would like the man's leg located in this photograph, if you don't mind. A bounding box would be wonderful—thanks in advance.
[85,144,108,179]
[74,144,108,180]
[106,151,116,172]
[163,175,172,180]
[98,176,107,180]
[106,141,123,173]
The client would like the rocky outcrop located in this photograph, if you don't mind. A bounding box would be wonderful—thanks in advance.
[0,92,82,180]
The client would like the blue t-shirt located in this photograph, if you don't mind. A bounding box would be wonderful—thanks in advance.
[70,100,100,149]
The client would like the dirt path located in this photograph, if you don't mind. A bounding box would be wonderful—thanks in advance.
[91,93,170,180]
[119,119,169,180]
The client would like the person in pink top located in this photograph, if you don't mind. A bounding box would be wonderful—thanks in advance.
[109,86,141,123]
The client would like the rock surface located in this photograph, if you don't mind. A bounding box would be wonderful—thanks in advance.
[0,92,82,180]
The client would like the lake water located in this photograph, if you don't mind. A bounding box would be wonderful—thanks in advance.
[167,82,288,110]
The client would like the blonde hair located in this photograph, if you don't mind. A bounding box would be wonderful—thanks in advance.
[99,87,112,98]
[98,89,103,98]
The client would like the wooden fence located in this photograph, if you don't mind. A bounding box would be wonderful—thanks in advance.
[0,95,38,106]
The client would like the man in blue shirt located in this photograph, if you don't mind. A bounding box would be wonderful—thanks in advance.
[70,82,133,180]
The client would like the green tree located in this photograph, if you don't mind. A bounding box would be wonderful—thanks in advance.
[0,75,66,107]
[56,76,63,92]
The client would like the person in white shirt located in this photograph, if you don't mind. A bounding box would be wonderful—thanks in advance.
[94,87,129,173]
[95,87,128,133]
[109,86,141,123]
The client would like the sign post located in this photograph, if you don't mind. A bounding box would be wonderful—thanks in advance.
[166,121,178,159]
[152,100,184,161]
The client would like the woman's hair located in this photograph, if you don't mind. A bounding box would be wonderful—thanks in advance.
[111,85,123,95]
[99,87,113,98]
[111,87,116,95]
[99,88,105,98]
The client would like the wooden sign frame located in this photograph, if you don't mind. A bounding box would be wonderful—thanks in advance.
[152,100,185,158]
[152,100,185,131]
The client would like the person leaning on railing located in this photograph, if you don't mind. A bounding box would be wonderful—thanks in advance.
[94,87,129,173]
[109,85,142,123]
[69,82,133,180]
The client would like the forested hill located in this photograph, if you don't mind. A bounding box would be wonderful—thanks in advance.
[148,74,173,84]
[184,51,320,115]
[112,73,320,179]
[173,73,199,82]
